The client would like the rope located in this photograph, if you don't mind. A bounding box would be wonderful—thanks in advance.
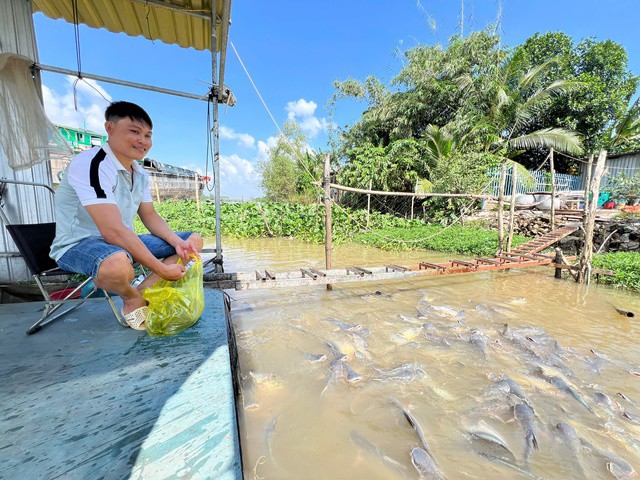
[230,39,283,137]
[204,97,215,193]
[71,0,82,110]
[229,37,323,188]
[556,151,640,170]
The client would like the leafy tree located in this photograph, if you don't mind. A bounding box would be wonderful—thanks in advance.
[518,32,638,168]
[258,121,322,203]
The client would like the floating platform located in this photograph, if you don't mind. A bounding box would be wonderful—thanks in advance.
[0,289,243,479]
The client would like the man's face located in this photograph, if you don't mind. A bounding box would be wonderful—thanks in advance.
[105,117,152,163]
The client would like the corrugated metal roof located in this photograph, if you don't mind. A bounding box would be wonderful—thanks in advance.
[33,0,230,52]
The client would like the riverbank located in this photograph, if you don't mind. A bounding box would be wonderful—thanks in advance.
[593,252,640,292]
[146,200,528,257]
[144,200,639,292]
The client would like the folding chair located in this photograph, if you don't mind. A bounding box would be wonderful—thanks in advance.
[0,179,126,334]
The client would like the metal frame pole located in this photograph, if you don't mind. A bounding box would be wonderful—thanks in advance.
[211,1,223,272]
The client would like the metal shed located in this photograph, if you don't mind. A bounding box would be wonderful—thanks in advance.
[580,151,640,190]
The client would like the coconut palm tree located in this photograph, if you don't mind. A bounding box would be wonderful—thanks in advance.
[456,49,584,160]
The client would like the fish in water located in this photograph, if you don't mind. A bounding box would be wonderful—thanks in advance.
[411,447,445,480]
[265,414,279,462]
[323,317,364,332]
[389,398,432,454]
[398,313,423,325]
[580,438,638,479]
[242,387,259,411]
[325,340,351,360]
[555,422,586,478]
[343,362,363,384]
[431,304,462,319]
[321,359,346,396]
[349,431,407,477]
[548,375,591,410]
[248,371,281,388]
[476,452,540,479]
[467,421,516,462]
[303,352,327,364]
[374,364,427,382]
[469,332,489,357]
[514,403,539,464]
[608,461,637,480]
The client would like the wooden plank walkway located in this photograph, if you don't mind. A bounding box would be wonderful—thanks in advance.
[204,225,580,290]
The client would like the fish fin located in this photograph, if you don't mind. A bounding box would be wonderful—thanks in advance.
[531,433,539,451]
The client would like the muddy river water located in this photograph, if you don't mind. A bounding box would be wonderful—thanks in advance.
[219,237,640,480]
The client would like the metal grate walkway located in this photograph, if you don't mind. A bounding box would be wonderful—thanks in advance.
[205,225,579,290]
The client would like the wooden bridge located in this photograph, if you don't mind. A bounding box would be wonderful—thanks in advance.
[203,224,581,290]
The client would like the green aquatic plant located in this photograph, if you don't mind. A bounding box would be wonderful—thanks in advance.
[593,252,640,292]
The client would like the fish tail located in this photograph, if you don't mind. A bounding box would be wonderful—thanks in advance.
[530,431,539,451]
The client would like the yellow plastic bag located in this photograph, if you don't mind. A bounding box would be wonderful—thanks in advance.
[142,256,204,336]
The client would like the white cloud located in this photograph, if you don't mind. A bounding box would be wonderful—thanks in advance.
[284,98,332,139]
[298,116,331,138]
[257,136,278,158]
[220,153,257,181]
[219,125,256,149]
[286,98,318,119]
[42,76,111,133]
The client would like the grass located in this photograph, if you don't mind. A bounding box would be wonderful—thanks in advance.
[593,252,640,292]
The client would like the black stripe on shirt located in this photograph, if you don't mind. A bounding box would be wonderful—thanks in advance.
[89,149,108,199]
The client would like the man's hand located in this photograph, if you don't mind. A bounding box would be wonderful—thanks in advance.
[175,238,200,263]
[158,263,186,281]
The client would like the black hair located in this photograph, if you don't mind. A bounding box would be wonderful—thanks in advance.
[105,101,153,129]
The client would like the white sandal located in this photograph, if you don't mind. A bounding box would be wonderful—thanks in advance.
[122,306,148,331]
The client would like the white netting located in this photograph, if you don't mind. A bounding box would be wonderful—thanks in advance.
[0,54,72,171]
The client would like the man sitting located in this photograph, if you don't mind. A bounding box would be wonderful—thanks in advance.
[50,101,203,330]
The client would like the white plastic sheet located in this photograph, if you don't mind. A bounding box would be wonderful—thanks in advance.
[0,53,71,171]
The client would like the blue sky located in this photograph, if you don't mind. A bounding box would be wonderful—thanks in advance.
[34,0,640,199]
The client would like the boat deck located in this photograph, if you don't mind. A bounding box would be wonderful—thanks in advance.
[0,289,242,479]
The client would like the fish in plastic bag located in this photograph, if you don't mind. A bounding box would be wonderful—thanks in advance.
[142,256,204,336]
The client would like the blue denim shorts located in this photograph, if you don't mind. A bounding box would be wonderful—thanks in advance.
[56,231,193,278]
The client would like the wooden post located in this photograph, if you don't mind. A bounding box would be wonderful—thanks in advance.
[195,173,201,213]
[497,162,507,252]
[154,177,161,202]
[507,163,517,252]
[583,155,593,216]
[554,247,563,279]
[323,154,333,290]
[550,148,556,230]
[366,179,372,228]
[578,151,607,284]
[410,177,418,220]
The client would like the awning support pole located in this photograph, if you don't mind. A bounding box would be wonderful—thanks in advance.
[33,64,207,101]
[211,0,223,272]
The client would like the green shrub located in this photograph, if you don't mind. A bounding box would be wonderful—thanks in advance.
[593,252,640,292]
[135,200,528,258]
[353,225,528,257]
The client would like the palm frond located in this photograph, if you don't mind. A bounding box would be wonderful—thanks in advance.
[518,56,560,90]
[422,124,455,164]
[514,80,581,129]
[508,128,584,156]
[609,97,640,149]
[503,158,537,190]
[415,178,434,194]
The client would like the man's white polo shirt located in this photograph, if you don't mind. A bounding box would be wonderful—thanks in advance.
[50,143,152,261]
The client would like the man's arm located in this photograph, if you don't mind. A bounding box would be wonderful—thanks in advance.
[85,203,185,281]
[137,202,200,262]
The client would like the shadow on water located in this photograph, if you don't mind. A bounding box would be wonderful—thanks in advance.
[0,289,239,479]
